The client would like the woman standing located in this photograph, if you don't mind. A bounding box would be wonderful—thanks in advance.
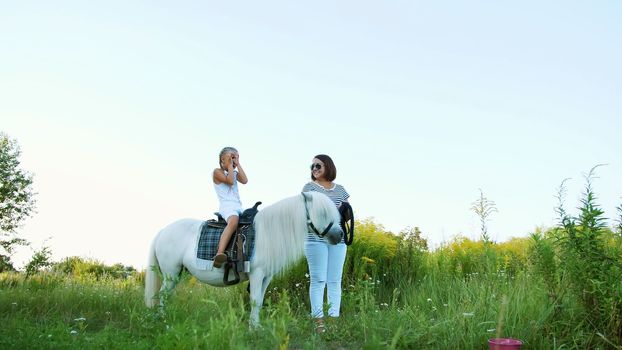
[302,154,349,334]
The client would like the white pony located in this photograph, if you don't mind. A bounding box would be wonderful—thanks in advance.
[144,191,343,325]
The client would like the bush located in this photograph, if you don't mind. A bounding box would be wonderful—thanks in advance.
[343,218,397,282]
[527,228,560,303]
[440,235,529,278]
[51,256,136,279]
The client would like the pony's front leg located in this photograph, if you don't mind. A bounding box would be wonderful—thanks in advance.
[248,269,273,327]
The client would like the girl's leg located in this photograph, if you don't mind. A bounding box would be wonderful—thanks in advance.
[326,243,347,317]
[214,215,238,267]
[304,240,328,319]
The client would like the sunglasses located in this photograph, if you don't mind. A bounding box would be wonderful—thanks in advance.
[310,163,322,171]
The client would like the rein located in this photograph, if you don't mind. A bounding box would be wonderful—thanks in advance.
[302,193,334,238]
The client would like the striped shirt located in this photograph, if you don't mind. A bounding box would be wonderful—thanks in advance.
[302,182,350,242]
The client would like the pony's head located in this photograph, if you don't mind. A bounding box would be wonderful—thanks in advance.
[302,191,343,245]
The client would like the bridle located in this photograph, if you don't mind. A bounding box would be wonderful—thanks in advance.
[302,193,334,238]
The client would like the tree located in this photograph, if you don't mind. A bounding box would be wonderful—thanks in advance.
[25,244,52,277]
[0,132,36,271]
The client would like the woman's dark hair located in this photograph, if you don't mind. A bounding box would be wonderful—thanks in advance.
[311,154,337,182]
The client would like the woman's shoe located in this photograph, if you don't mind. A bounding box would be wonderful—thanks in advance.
[314,318,326,335]
[213,253,228,268]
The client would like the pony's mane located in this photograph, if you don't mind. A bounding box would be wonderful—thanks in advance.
[252,192,337,277]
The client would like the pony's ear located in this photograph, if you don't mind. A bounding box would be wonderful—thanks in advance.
[301,191,313,202]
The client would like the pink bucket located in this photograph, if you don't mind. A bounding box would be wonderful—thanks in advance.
[488,338,523,350]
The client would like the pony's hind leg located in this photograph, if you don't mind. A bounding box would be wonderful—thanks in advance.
[248,268,273,327]
[158,263,183,308]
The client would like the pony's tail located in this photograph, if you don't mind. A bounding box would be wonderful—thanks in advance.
[144,237,161,308]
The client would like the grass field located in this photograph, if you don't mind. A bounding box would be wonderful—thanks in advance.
[1,252,618,349]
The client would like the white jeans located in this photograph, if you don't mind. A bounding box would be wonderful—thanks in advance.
[304,240,347,318]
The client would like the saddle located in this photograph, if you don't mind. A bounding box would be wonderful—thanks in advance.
[209,201,261,285]
[214,201,261,226]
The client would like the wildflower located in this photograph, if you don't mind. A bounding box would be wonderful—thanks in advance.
[74,317,86,322]
[70,330,78,335]
[463,312,474,317]
[432,306,437,311]
[487,328,496,332]
[443,304,448,307]
[427,298,432,302]
[11,302,17,306]
[295,283,301,288]
[305,273,309,278]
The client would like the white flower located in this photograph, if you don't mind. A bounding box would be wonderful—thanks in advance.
[487,328,496,332]
[427,298,432,302]
[305,273,309,278]
[295,283,301,288]
[443,304,448,307]
[70,330,78,335]
[463,312,474,317]
[74,317,86,322]
[11,302,17,306]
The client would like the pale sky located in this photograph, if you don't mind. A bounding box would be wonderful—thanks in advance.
[2,1,621,269]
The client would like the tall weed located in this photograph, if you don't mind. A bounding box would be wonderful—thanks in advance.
[554,166,622,341]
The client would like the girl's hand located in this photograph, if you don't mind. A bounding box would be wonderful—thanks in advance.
[225,154,234,169]
[232,153,240,167]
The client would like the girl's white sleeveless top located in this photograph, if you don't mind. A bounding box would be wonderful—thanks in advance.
[214,170,242,206]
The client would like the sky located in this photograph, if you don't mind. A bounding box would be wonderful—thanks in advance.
[2,1,621,270]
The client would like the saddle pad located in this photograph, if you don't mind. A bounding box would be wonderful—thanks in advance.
[196,220,256,261]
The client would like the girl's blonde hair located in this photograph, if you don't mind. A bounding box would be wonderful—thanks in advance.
[219,147,238,169]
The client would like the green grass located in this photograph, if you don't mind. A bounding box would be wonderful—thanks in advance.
[2,268,612,349]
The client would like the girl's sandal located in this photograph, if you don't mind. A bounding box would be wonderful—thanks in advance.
[213,253,227,268]
[314,318,326,335]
